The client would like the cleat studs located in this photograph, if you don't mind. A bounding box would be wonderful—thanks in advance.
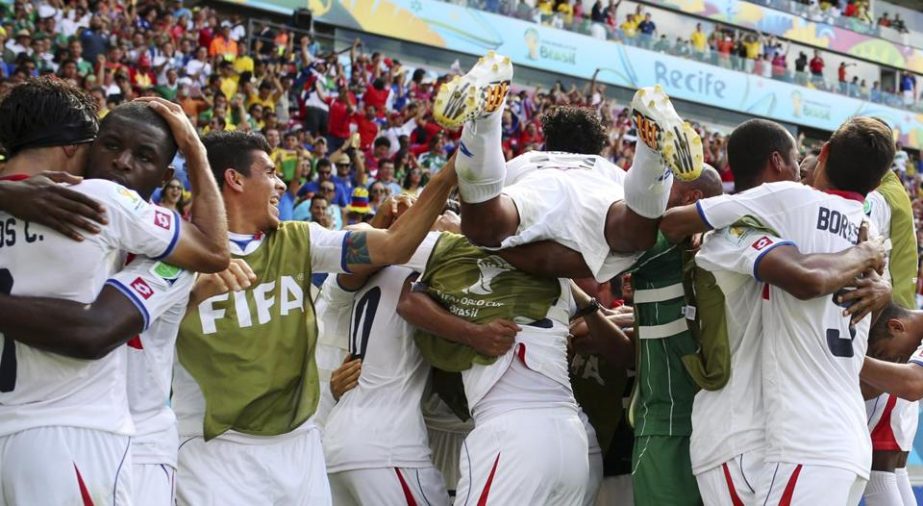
[492,64,499,73]
[648,100,655,108]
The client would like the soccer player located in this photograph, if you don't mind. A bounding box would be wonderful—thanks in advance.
[626,166,722,506]
[172,131,455,505]
[397,233,633,505]
[323,219,458,505]
[861,309,923,401]
[663,117,895,504]
[861,161,919,506]
[0,84,228,503]
[432,52,703,282]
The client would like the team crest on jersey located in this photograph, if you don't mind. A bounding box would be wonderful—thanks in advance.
[130,277,155,300]
[153,209,172,230]
[464,256,513,295]
[750,236,774,251]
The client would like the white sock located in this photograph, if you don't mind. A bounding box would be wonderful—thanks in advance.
[895,467,915,506]
[455,110,506,203]
[623,141,672,219]
[865,470,903,506]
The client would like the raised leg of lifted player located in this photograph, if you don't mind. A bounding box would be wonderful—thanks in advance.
[435,54,703,256]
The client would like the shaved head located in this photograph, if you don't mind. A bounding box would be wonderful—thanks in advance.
[669,164,723,207]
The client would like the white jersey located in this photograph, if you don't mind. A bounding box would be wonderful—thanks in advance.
[323,265,435,472]
[173,224,354,444]
[310,275,352,431]
[697,181,873,479]
[690,226,788,474]
[110,257,195,467]
[0,179,181,436]
[499,152,641,282]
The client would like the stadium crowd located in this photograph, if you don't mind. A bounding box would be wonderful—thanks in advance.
[4,1,923,505]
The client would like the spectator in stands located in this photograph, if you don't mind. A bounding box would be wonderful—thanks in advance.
[672,37,690,57]
[402,166,426,198]
[417,133,448,174]
[653,35,670,53]
[794,51,808,84]
[305,194,333,228]
[370,159,403,197]
[809,49,825,86]
[878,12,892,27]
[837,61,855,94]
[209,21,238,60]
[716,34,733,69]
[690,23,707,60]
[638,13,656,49]
[901,72,917,106]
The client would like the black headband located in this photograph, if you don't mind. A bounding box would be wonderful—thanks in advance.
[6,113,99,156]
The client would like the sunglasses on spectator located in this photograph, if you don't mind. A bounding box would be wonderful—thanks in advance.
[167,184,182,190]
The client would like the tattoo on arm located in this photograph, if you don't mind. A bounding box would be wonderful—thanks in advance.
[345,232,372,266]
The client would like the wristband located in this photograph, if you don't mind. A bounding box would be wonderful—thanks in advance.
[574,298,602,319]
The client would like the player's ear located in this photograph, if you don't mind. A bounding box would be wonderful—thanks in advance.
[888,318,906,336]
[224,168,245,193]
[62,144,81,158]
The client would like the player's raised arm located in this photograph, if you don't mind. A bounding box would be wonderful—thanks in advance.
[341,155,456,272]
[396,277,519,358]
[137,97,230,273]
[660,203,710,244]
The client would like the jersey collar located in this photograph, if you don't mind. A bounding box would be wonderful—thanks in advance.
[228,231,265,256]
[822,189,865,203]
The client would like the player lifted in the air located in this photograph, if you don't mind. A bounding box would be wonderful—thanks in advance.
[432,51,703,281]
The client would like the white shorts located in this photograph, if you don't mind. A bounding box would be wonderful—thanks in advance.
[133,463,175,506]
[454,407,588,506]
[329,466,449,506]
[0,426,132,505]
[866,394,919,452]
[498,154,641,282]
[695,451,764,506]
[428,427,469,494]
[585,451,603,506]
[176,427,331,506]
[756,463,866,506]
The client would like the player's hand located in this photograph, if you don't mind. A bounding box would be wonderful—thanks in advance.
[133,96,205,157]
[856,235,886,275]
[3,172,108,241]
[371,194,415,228]
[469,319,519,357]
[570,317,631,357]
[838,269,892,325]
[433,210,461,233]
[330,355,361,401]
[189,259,257,305]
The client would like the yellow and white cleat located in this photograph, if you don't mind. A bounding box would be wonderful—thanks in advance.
[433,51,513,130]
[630,85,703,182]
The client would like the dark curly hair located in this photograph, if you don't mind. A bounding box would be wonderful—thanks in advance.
[541,106,607,155]
[0,76,98,156]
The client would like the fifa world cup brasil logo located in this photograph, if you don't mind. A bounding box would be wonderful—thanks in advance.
[465,256,513,295]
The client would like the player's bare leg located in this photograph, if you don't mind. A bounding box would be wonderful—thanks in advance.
[607,85,704,252]
[434,51,518,247]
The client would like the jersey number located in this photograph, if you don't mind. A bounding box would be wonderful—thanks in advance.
[350,287,381,360]
[0,268,15,391]
[826,290,857,358]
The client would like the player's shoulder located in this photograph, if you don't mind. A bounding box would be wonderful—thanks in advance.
[72,179,152,214]
[744,180,812,197]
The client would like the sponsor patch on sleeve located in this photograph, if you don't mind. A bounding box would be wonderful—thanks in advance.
[153,209,173,230]
[130,277,155,300]
[751,236,774,251]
